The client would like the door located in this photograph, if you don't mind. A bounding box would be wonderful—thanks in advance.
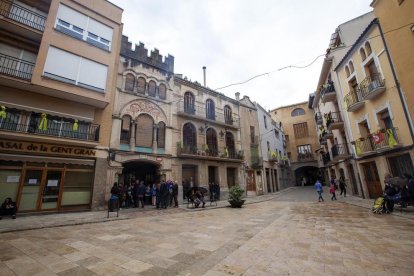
[361,162,382,198]
[18,169,43,211]
[227,168,236,188]
[41,170,62,210]
[265,168,271,193]
[347,164,358,195]
[246,170,256,192]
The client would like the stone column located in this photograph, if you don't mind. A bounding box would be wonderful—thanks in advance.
[152,124,158,153]
[130,121,136,150]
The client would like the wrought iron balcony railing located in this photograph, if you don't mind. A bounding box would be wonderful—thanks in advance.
[344,88,365,112]
[325,111,343,130]
[360,73,386,100]
[297,152,314,162]
[353,128,400,156]
[0,0,47,31]
[0,53,35,80]
[177,101,239,127]
[322,152,331,165]
[0,108,100,142]
[315,112,323,125]
[331,144,350,159]
[177,145,242,160]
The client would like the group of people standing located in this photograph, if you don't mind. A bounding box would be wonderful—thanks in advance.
[110,180,179,209]
[314,176,347,202]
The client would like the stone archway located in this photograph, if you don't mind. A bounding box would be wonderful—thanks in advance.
[294,166,320,186]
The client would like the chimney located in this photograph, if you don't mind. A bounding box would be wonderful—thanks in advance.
[202,66,206,87]
[235,92,240,100]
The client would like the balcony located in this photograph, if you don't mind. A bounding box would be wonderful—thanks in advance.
[0,107,100,142]
[344,88,365,112]
[353,128,401,157]
[177,145,243,161]
[0,53,34,81]
[320,81,336,103]
[325,111,344,131]
[251,157,263,169]
[176,101,239,129]
[297,152,314,162]
[331,144,351,161]
[0,0,47,32]
[360,74,386,101]
[315,112,323,125]
[268,151,278,162]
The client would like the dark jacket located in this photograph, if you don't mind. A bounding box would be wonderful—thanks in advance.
[137,184,146,196]
[172,183,179,196]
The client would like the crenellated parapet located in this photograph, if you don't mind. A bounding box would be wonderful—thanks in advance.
[121,35,174,74]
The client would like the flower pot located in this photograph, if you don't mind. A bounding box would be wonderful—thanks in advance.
[228,199,245,208]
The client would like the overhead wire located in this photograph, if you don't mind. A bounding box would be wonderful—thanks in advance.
[214,21,414,91]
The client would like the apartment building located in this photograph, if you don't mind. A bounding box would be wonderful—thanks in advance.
[271,102,319,186]
[0,0,123,212]
[310,12,375,196]
[335,17,414,198]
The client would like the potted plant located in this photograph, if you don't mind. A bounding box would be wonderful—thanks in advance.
[228,185,245,208]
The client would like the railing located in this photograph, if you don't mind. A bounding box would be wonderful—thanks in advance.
[0,53,35,80]
[0,0,47,31]
[297,152,314,162]
[320,81,335,100]
[0,108,100,142]
[322,152,331,165]
[268,152,278,161]
[177,145,242,160]
[177,101,239,127]
[344,88,364,110]
[315,112,323,125]
[360,73,385,98]
[331,144,350,159]
[251,157,263,168]
[325,111,343,128]
[353,128,400,155]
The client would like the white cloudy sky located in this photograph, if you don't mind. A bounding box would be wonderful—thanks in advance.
[110,0,372,109]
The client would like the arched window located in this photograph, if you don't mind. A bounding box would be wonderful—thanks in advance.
[206,99,215,120]
[183,122,197,152]
[224,105,233,125]
[120,115,131,144]
[158,84,166,100]
[345,66,350,78]
[349,61,354,73]
[360,48,366,61]
[157,121,165,148]
[184,92,195,114]
[137,77,146,94]
[136,114,153,148]
[365,41,372,56]
[125,74,135,92]
[206,128,218,156]
[148,80,156,97]
[291,108,305,117]
[225,132,235,158]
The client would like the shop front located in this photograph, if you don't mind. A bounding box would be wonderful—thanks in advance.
[0,139,96,213]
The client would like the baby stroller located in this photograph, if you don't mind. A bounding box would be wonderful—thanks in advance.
[371,197,386,214]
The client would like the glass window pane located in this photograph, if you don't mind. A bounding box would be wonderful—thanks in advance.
[61,171,93,206]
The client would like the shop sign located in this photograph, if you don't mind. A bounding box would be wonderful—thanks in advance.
[0,140,96,157]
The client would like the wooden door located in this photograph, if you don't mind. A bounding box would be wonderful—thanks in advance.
[246,170,256,191]
[361,162,382,198]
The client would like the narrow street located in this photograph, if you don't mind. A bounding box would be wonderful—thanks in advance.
[0,187,413,275]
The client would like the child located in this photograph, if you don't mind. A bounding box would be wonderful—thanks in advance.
[330,183,337,200]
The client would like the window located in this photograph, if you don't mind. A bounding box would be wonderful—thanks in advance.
[264,115,267,129]
[267,141,270,152]
[250,126,255,144]
[136,114,153,148]
[225,132,235,156]
[349,61,354,73]
[137,77,146,94]
[206,128,218,155]
[297,144,312,154]
[183,122,197,150]
[157,122,165,148]
[224,105,233,125]
[365,42,372,56]
[184,92,195,114]
[120,115,131,144]
[291,108,305,117]
[274,129,280,139]
[148,80,156,97]
[158,84,166,99]
[293,122,309,138]
[43,47,108,92]
[285,135,289,141]
[55,4,113,51]
[345,66,350,78]
[360,48,366,61]
[125,74,135,91]
[206,99,215,120]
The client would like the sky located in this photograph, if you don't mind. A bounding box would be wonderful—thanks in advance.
[110,0,373,110]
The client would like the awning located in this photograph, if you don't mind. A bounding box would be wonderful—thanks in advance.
[0,153,95,166]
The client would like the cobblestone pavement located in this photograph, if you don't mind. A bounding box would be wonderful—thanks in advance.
[0,187,413,275]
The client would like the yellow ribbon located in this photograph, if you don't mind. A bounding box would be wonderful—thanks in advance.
[355,139,361,156]
[387,129,398,147]
[271,151,277,158]
[73,119,78,131]
[0,106,6,119]
[38,113,47,130]
[343,99,348,111]
[225,147,229,157]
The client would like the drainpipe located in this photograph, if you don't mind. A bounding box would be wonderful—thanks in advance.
[377,21,414,143]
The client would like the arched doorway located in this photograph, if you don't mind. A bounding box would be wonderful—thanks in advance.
[294,166,320,186]
[120,161,160,186]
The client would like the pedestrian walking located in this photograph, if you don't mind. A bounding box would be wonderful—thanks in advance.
[339,176,347,197]
[330,183,337,200]
[314,179,324,202]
